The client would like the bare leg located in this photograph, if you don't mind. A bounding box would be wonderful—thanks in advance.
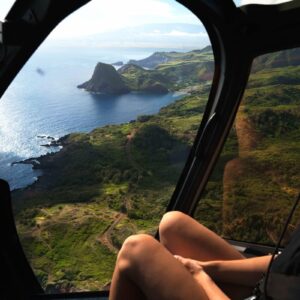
[159,211,244,261]
[159,211,252,299]
[109,234,209,300]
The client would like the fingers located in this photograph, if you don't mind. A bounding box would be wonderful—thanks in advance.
[174,255,204,275]
[174,255,185,262]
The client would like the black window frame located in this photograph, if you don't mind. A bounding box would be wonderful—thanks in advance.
[0,0,300,299]
[168,0,300,216]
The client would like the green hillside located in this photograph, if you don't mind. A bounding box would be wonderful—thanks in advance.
[127,47,213,69]
[12,47,300,291]
[118,64,170,93]
[13,89,208,292]
[120,48,214,91]
[195,61,300,245]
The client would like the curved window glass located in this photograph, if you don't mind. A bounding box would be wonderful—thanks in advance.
[0,1,214,292]
[195,47,300,246]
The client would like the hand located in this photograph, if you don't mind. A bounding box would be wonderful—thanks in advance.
[174,255,205,276]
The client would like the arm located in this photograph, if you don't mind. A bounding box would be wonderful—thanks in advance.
[175,254,271,299]
[175,255,230,300]
[194,270,230,300]
[202,255,271,287]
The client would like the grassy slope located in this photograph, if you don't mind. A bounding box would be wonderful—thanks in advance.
[194,65,300,244]
[156,51,214,81]
[13,91,208,292]
[120,49,214,91]
[119,64,171,92]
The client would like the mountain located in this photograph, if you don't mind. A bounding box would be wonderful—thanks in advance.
[78,47,215,94]
[252,48,300,72]
[128,47,213,69]
[77,62,129,94]
[128,52,174,69]
[118,64,169,93]
[196,45,213,53]
[78,62,169,94]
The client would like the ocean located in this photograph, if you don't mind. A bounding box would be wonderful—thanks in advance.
[0,46,185,190]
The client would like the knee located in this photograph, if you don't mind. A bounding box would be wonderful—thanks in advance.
[121,234,155,256]
[117,234,158,273]
[159,211,188,239]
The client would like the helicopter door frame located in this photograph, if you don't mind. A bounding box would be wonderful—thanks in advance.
[168,0,300,216]
[0,0,300,298]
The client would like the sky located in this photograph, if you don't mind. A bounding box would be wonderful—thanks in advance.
[0,0,293,49]
[0,1,201,37]
[0,0,208,49]
[0,0,294,26]
[52,0,201,39]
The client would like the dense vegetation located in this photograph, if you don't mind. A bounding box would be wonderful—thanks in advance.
[12,47,300,292]
[79,48,214,94]
[194,55,300,245]
[120,48,214,91]
[12,89,208,291]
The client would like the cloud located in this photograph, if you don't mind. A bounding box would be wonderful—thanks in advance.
[162,30,208,37]
[45,22,210,50]
[49,0,201,39]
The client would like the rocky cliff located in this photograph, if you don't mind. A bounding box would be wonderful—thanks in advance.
[77,62,130,94]
[79,62,169,95]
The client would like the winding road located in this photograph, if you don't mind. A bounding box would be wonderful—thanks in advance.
[97,129,139,253]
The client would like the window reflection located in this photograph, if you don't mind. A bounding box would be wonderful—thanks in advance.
[195,47,300,245]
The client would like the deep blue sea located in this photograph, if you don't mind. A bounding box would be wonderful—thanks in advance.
[0,46,185,190]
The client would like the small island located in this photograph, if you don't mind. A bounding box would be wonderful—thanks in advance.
[77,46,214,95]
[78,61,170,95]
[77,62,130,95]
[78,48,215,95]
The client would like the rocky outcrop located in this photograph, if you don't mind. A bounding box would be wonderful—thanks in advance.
[79,62,169,95]
[78,46,217,95]
[77,62,130,94]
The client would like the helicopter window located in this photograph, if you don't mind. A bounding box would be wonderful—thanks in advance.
[0,0,214,293]
[194,47,300,246]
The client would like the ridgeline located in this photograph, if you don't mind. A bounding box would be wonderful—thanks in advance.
[77,48,214,94]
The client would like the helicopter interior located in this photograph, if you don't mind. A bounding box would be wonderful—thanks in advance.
[0,0,300,299]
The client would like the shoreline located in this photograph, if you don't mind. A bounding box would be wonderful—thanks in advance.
[10,90,189,193]
[4,47,213,193]
[10,134,70,192]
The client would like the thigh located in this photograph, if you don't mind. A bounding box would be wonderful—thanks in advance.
[159,211,244,261]
[116,234,209,300]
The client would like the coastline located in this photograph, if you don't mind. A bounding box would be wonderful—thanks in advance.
[3,47,214,192]
[10,91,189,193]
[11,87,208,290]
